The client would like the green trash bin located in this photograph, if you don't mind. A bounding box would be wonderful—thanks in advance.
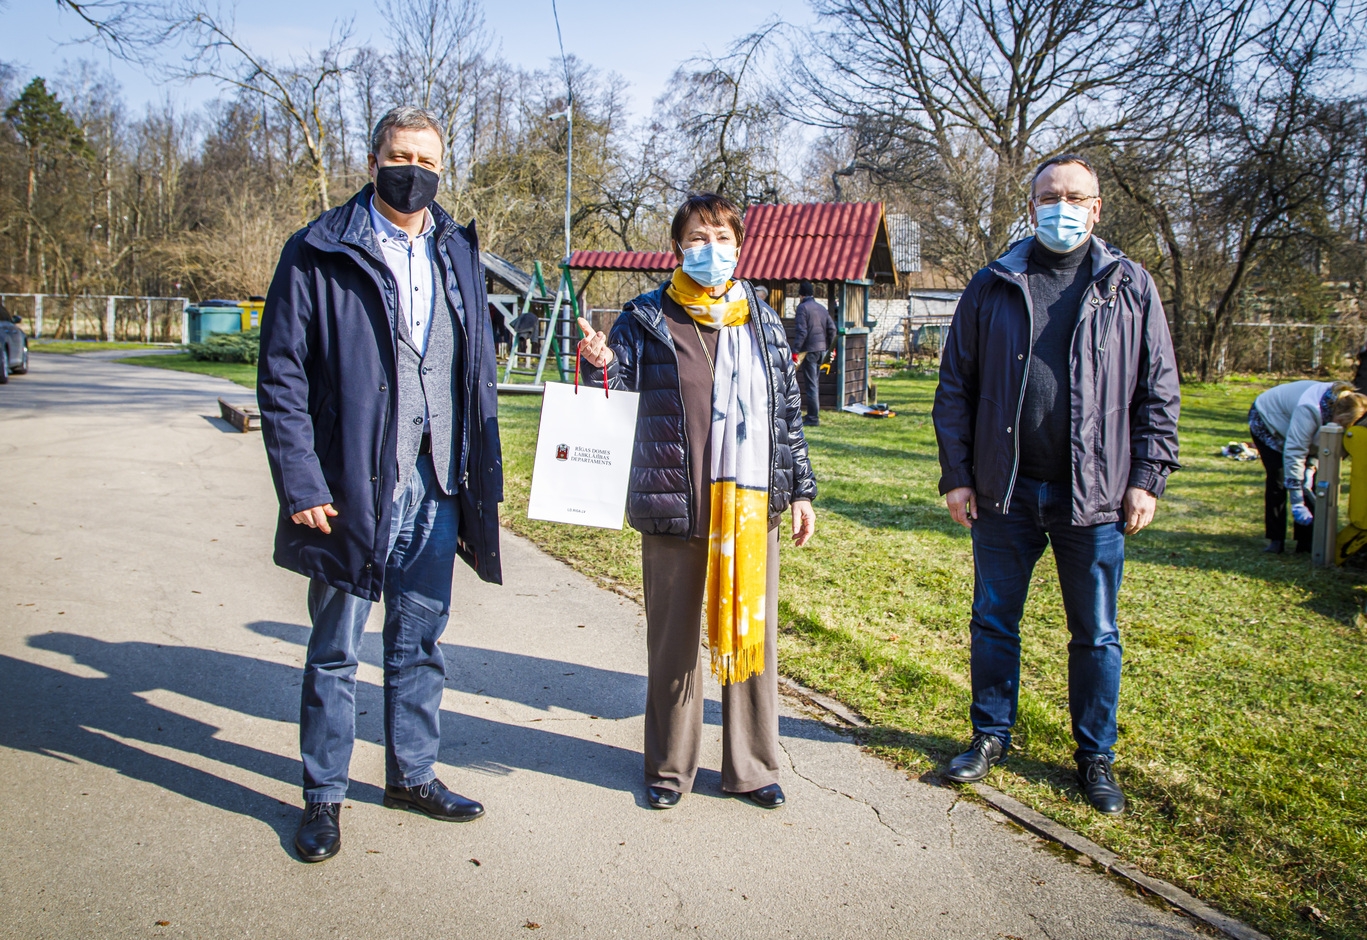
[186,301,245,344]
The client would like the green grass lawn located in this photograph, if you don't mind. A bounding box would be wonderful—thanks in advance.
[119,353,257,388]
[32,339,166,354]
[497,370,1365,940]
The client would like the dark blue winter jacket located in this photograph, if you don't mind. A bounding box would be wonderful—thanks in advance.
[583,280,816,536]
[932,236,1180,526]
[258,185,503,600]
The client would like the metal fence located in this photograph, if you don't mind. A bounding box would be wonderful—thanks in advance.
[1217,322,1367,376]
[0,293,191,343]
[872,308,1367,377]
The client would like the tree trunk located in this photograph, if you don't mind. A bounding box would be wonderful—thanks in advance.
[24,150,35,283]
[315,156,329,215]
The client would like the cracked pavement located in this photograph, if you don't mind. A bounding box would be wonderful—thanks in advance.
[0,355,1208,939]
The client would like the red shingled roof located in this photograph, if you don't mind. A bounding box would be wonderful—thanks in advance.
[567,250,675,272]
[565,202,894,284]
[736,202,887,282]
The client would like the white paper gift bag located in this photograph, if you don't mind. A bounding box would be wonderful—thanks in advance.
[527,376,640,529]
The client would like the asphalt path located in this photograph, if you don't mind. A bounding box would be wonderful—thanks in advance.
[0,354,1208,939]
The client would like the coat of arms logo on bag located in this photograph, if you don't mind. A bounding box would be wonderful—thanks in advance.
[556,443,569,461]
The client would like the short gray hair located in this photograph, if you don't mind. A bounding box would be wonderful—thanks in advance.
[369,105,445,156]
[1029,153,1101,199]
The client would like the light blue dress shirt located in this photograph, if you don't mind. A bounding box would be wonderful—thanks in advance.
[368,196,436,357]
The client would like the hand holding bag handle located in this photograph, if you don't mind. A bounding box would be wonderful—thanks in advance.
[574,316,610,398]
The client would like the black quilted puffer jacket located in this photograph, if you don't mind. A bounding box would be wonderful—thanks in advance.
[582,280,817,537]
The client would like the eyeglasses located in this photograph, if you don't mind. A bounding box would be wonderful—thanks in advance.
[1034,192,1099,206]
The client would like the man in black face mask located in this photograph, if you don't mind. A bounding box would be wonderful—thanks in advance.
[258,105,504,863]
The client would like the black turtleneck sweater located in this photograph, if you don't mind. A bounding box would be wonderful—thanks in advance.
[1018,238,1093,483]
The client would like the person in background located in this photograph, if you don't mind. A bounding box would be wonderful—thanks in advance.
[575,192,816,811]
[932,153,1181,815]
[257,105,503,863]
[753,284,769,304]
[1248,380,1367,553]
[792,280,836,426]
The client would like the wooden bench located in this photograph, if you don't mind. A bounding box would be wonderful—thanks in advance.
[218,398,261,433]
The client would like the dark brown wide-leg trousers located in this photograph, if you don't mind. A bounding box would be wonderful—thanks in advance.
[640,527,781,794]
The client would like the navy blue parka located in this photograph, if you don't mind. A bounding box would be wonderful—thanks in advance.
[258,185,503,600]
[932,236,1180,526]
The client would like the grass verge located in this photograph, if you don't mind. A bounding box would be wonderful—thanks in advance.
[31,339,166,354]
[118,353,257,389]
[496,371,1364,940]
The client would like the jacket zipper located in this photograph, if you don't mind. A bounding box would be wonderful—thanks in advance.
[1095,273,1125,357]
[1002,272,1033,514]
[631,297,696,537]
[439,246,475,490]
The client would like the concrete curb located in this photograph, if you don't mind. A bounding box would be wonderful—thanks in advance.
[775,676,1271,940]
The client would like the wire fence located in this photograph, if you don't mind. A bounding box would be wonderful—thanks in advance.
[869,297,1367,379]
[1213,322,1367,377]
[0,293,190,343]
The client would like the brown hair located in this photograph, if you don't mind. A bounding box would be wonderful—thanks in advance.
[670,192,745,258]
[1331,387,1367,427]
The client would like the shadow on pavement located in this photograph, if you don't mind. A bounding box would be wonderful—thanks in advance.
[0,637,313,857]
[3,626,851,846]
[200,414,247,434]
[249,619,844,745]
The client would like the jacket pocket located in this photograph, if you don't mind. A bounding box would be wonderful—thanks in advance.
[313,395,339,465]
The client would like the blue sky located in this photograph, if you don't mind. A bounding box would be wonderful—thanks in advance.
[0,0,817,120]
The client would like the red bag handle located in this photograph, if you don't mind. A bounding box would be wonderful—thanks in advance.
[574,343,610,398]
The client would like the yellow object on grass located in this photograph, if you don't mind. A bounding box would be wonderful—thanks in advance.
[1336,426,1367,563]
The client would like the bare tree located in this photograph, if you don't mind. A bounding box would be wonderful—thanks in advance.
[653,21,789,203]
[350,45,388,155]
[53,0,154,54]
[379,0,489,193]
[1105,0,1365,378]
[794,0,1170,276]
[160,3,353,213]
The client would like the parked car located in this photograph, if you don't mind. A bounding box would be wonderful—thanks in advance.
[0,302,29,383]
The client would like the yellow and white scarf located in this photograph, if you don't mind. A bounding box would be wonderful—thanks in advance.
[666,269,771,685]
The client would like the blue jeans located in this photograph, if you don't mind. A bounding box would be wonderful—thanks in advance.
[968,476,1125,761]
[300,458,458,803]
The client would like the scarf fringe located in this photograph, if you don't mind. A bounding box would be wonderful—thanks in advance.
[710,641,766,686]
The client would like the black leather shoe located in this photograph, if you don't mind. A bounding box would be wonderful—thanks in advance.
[1078,756,1127,815]
[295,802,341,862]
[383,778,484,822]
[942,732,1006,783]
[803,417,820,427]
[742,783,785,809]
[1264,540,1285,553]
[647,786,681,809]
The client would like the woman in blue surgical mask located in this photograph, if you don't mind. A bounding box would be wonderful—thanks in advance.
[575,192,817,812]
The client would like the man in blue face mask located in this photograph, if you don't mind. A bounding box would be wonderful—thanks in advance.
[257,105,505,862]
[931,154,1181,815]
